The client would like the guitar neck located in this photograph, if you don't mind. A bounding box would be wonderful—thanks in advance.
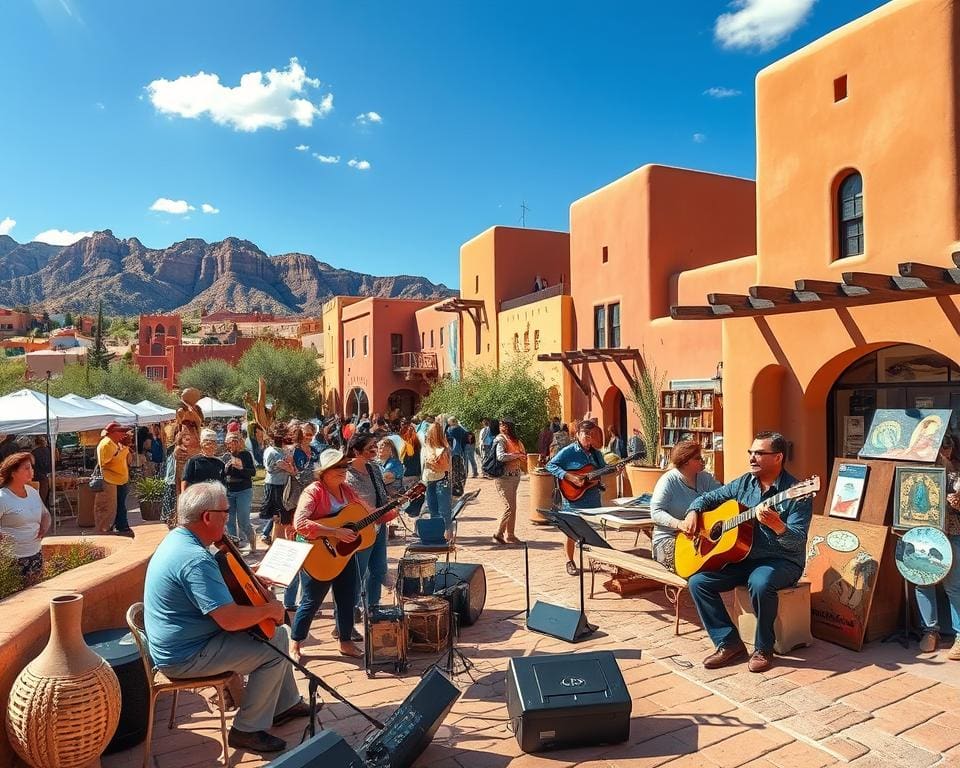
[353,496,405,531]
[723,487,793,533]
[585,453,637,481]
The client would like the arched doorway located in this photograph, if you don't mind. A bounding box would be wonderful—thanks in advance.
[601,386,628,455]
[827,343,960,465]
[345,387,369,419]
[387,389,420,419]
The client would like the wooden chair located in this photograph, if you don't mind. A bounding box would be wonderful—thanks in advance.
[125,602,234,767]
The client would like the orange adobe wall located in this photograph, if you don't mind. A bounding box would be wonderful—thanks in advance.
[717,0,960,491]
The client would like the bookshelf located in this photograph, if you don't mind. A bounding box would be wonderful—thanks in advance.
[659,387,724,479]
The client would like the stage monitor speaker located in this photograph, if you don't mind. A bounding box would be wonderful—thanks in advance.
[506,650,632,753]
[435,563,486,626]
[266,729,365,767]
[527,600,596,643]
[361,667,460,768]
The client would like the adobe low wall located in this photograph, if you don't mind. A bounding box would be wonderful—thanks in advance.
[0,525,167,768]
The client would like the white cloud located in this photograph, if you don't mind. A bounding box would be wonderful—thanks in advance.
[201,203,220,214]
[0,217,15,236]
[703,86,742,98]
[295,144,310,151]
[95,101,105,110]
[692,133,707,143]
[150,197,195,214]
[348,158,371,171]
[715,0,816,51]
[355,111,383,126]
[33,229,93,246]
[146,57,333,132]
[313,153,341,164]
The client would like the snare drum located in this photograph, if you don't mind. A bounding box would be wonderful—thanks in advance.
[398,553,438,598]
[403,596,450,653]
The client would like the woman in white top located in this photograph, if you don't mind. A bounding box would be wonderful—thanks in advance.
[0,451,52,586]
[420,421,453,529]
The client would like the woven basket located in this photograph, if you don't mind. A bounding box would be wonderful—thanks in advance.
[5,594,121,768]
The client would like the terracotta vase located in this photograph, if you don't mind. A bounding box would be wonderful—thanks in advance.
[528,469,555,524]
[6,594,121,768]
[626,465,668,495]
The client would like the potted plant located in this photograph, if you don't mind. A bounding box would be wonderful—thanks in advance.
[134,476,166,521]
[627,357,668,495]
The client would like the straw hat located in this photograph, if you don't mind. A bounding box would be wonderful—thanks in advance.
[316,448,350,474]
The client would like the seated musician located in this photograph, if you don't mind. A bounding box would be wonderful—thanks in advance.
[684,431,812,673]
[649,440,721,572]
[144,481,308,755]
[545,419,608,576]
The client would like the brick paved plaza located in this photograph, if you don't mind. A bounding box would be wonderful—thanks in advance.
[99,477,960,768]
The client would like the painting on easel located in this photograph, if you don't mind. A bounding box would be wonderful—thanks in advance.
[858,409,952,463]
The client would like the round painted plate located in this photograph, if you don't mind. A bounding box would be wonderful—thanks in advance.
[895,526,954,585]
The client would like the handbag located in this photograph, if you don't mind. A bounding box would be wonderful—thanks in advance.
[88,463,105,493]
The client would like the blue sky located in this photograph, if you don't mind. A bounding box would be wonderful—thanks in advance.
[0,0,888,289]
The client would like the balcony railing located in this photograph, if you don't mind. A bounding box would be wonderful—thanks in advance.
[499,282,565,312]
[392,352,438,375]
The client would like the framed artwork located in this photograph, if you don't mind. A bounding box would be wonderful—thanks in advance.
[803,517,886,651]
[877,347,949,383]
[858,408,952,463]
[893,466,946,531]
[828,463,869,520]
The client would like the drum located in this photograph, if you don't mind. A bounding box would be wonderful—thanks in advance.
[403,596,450,653]
[895,526,954,585]
[398,554,438,598]
[365,605,408,675]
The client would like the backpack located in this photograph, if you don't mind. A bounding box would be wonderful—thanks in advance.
[482,440,505,478]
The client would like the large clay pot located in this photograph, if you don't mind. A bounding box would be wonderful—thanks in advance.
[526,453,542,473]
[139,500,162,521]
[626,465,668,496]
[528,470,555,524]
[6,594,121,768]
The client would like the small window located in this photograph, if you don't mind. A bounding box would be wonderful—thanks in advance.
[430,330,434,347]
[608,302,621,348]
[834,75,847,102]
[594,305,606,348]
[440,327,444,346]
[421,331,425,349]
[363,335,368,356]
[602,246,609,263]
[534,330,540,350]
[345,339,350,358]
[513,333,520,352]
[523,330,530,352]
[145,365,167,381]
[837,172,864,258]
[391,334,403,355]
[475,275,479,293]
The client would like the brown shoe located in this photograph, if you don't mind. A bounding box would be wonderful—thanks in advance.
[919,631,939,654]
[703,641,747,669]
[747,649,773,673]
[949,637,960,661]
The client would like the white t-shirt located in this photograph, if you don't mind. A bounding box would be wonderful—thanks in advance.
[0,486,45,558]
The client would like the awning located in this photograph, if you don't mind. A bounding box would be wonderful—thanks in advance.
[0,389,119,435]
[196,397,246,419]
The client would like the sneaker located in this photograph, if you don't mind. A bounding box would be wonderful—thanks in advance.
[949,637,960,661]
[227,727,286,753]
[565,561,579,576]
[920,631,939,654]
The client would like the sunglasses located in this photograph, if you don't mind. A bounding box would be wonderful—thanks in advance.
[747,450,780,457]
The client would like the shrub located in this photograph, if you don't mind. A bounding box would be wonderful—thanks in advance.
[42,540,106,581]
[0,537,23,600]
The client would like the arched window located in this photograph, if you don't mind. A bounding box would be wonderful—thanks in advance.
[837,172,864,258]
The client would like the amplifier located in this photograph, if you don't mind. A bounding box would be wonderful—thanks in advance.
[266,730,365,767]
[366,604,408,674]
[434,563,486,626]
[361,667,460,768]
[506,651,631,753]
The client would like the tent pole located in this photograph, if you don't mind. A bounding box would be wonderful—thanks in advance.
[44,372,56,528]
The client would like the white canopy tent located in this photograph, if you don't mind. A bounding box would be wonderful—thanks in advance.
[196,396,246,419]
[90,394,172,425]
[135,400,177,422]
[0,389,119,435]
[60,393,136,427]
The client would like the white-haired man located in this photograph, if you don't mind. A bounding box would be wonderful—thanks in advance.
[144,481,308,754]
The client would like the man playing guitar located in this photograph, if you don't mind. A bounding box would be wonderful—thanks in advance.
[684,431,813,673]
[144,482,308,755]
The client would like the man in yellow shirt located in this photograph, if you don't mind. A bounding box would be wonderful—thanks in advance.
[93,421,132,534]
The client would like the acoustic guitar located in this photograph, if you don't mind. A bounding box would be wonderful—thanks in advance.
[556,452,644,502]
[673,476,820,579]
[214,535,278,640]
[302,483,427,582]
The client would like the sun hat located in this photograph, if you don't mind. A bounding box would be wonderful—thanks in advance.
[200,428,218,443]
[316,448,351,474]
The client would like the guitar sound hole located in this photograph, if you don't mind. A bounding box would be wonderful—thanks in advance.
[709,522,723,542]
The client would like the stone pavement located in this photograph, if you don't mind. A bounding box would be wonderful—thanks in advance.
[98,476,960,767]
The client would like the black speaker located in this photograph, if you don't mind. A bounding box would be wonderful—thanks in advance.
[434,562,486,626]
[361,667,460,768]
[527,600,596,642]
[266,730,365,766]
[506,650,632,753]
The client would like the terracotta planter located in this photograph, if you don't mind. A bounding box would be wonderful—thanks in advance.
[139,500,162,521]
[526,453,542,473]
[625,465,667,495]
[6,594,121,768]
[528,470,555,524]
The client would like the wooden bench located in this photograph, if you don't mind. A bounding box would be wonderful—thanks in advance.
[581,544,692,635]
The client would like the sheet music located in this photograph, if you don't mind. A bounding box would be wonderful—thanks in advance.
[254,539,313,587]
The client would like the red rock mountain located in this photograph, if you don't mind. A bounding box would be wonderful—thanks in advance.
[0,231,454,315]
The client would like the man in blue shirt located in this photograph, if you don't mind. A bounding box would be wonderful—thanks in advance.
[684,431,813,673]
[144,482,308,754]
[546,419,608,576]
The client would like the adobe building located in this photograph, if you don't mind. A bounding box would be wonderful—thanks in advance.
[672,0,960,491]
[314,296,362,416]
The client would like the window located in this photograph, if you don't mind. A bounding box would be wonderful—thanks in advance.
[430,330,434,347]
[363,334,368,356]
[351,338,355,357]
[534,330,540,350]
[439,327,444,346]
[838,172,864,258]
[391,334,403,355]
[523,330,530,352]
[602,246,609,263]
[594,305,606,348]
[608,302,621,348]
[145,365,167,381]
[421,331,425,349]
[475,275,479,293]
[344,339,350,358]
[834,75,847,102]
[513,333,520,352]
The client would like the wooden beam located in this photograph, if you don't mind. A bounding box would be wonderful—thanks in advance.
[841,272,897,291]
[953,251,960,269]
[560,359,590,396]
[708,293,776,310]
[670,305,734,319]
[795,279,870,298]
[749,285,798,302]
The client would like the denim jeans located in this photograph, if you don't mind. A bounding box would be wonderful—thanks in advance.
[283,571,302,610]
[161,625,301,733]
[464,446,479,477]
[114,483,130,531]
[227,487,254,545]
[291,558,358,642]
[915,534,960,634]
[687,558,802,652]
[426,479,452,530]
[364,525,389,606]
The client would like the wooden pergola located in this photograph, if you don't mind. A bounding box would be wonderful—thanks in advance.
[670,254,960,320]
[537,347,642,395]
[435,298,486,354]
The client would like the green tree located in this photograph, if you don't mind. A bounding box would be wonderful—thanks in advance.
[421,357,549,448]
[38,362,176,406]
[87,301,114,370]
[233,342,322,419]
[63,311,75,328]
[0,358,27,396]
[179,359,240,401]
[628,356,666,467]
